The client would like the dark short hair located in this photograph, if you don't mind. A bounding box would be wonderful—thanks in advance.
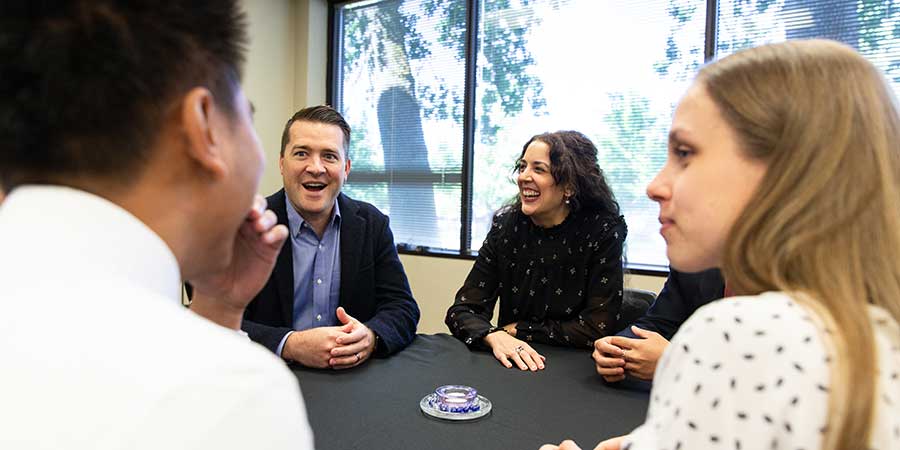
[512,130,620,215]
[280,105,351,157]
[0,1,248,188]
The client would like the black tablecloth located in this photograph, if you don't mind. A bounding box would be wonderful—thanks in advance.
[292,334,649,450]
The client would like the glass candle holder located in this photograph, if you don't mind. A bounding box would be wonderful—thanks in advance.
[432,385,480,413]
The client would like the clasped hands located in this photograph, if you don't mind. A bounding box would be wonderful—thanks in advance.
[593,326,669,382]
[282,306,376,370]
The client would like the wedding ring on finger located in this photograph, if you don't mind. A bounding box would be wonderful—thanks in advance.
[355,353,361,363]
[514,345,525,353]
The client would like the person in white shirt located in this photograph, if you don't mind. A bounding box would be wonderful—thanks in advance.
[0,2,313,449]
[541,40,900,450]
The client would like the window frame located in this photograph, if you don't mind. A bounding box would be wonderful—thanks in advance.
[325,0,722,276]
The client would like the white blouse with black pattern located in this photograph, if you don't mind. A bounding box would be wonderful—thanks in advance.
[623,291,900,450]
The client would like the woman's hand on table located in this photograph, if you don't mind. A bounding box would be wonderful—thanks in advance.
[484,329,545,371]
[593,436,626,450]
[539,440,581,450]
[539,435,625,450]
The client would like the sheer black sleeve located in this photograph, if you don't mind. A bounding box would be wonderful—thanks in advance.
[445,217,503,347]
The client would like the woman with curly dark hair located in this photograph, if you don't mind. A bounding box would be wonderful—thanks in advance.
[446,130,626,371]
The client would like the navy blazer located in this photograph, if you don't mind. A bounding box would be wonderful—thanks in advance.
[617,268,724,340]
[242,189,420,357]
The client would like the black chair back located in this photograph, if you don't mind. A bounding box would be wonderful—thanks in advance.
[616,288,656,332]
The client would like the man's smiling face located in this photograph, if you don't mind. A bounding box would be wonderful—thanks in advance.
[279,120,351,223]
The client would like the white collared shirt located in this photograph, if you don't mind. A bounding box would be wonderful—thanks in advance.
[0,186,313,450]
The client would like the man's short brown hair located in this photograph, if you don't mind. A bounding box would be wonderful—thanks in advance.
[280,105,351,157]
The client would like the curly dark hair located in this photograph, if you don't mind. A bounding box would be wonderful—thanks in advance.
[0,0,248,188]
[509,130,620,216]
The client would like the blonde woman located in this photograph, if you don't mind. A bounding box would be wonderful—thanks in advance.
[542,40,900,450]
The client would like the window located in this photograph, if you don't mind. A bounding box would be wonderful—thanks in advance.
[331,0,900,271]
[714,0,900,94]
[333,0,466,251]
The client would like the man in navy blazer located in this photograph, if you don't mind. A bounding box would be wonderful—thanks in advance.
[242,106,419,369]
[593,268,724,382]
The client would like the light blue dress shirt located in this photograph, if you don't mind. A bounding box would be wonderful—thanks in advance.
[275,197,342,357]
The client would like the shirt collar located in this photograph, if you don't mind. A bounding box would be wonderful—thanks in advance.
[1,185,182,302]
[285,195,342,237]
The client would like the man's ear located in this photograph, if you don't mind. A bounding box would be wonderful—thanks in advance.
[180,87,228,180]
[344,158,352,178]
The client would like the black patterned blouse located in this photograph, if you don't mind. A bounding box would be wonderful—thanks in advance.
[446,207,626,349]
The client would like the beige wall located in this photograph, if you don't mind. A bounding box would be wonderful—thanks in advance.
[242,0,328,197]
[242,0,667,334]
[242,0,296,196]
[294,0,329,111]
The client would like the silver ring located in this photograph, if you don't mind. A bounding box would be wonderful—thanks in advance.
[515,345,525,353]
[355,353,360,362]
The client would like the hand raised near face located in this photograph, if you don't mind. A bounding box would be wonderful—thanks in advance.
[189,195,288,328]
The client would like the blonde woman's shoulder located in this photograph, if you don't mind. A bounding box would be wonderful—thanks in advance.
[675,291,818,339]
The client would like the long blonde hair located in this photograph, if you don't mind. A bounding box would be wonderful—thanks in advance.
[700,39,900,450]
